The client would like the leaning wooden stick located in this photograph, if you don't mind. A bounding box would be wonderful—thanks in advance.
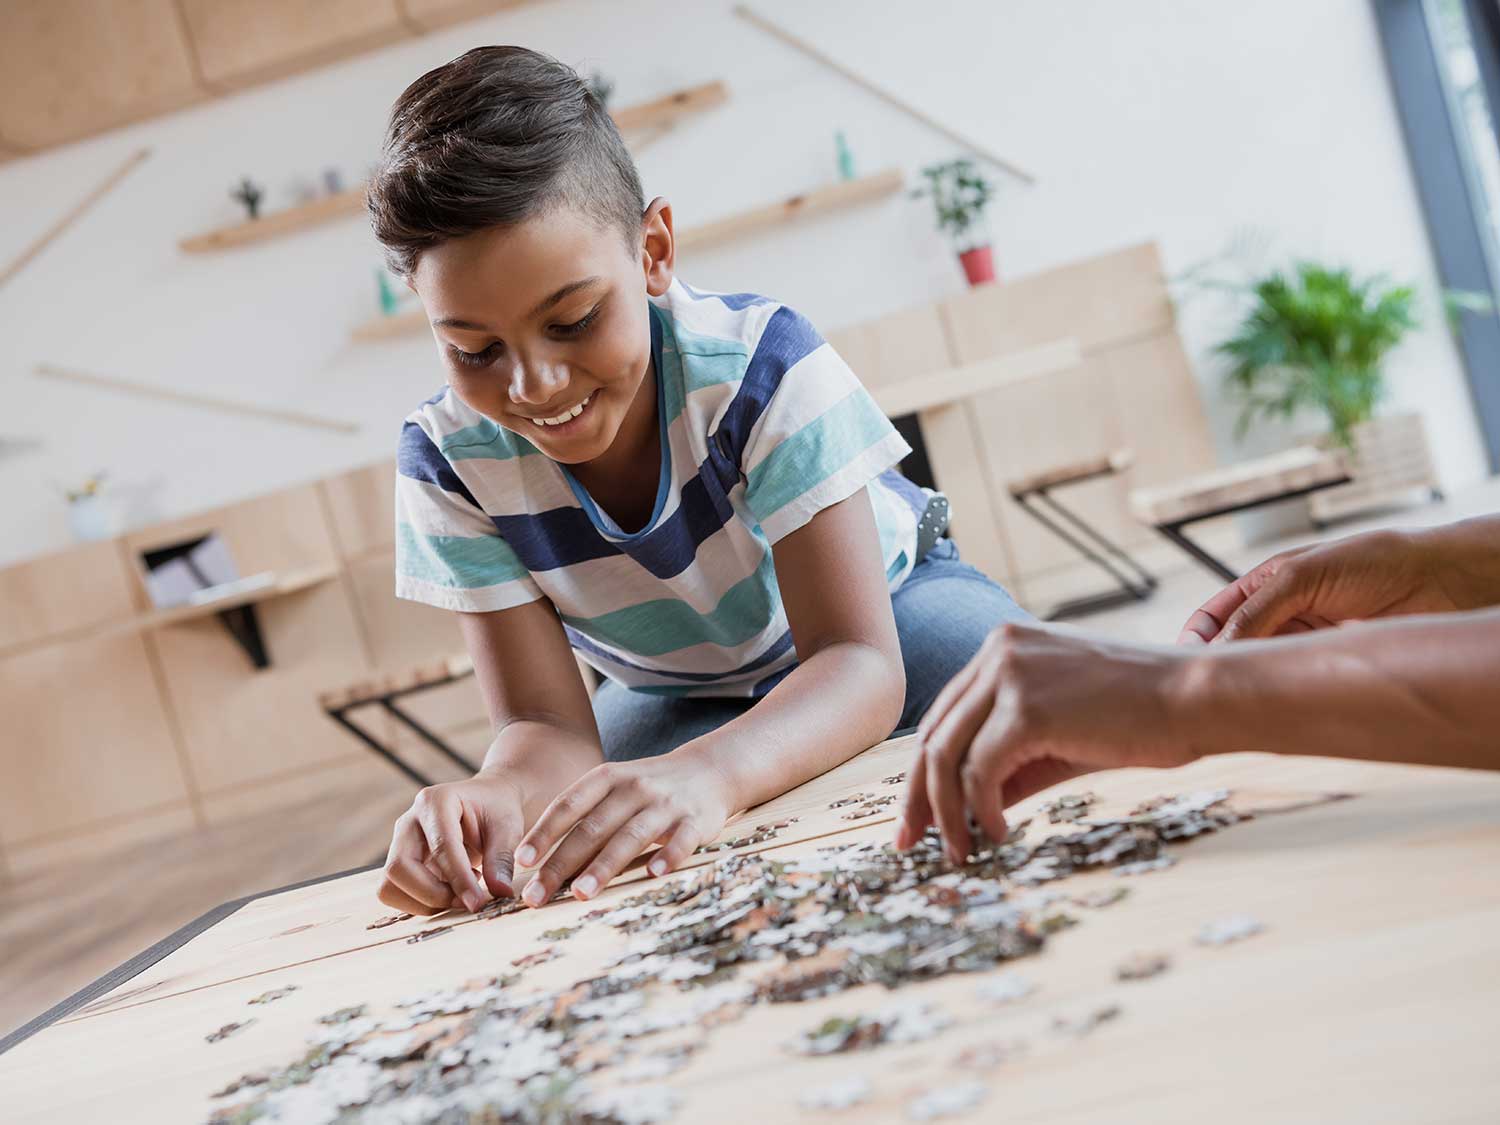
[732,5,1037,186]
[0,148,152,290]
[34,363,360,435]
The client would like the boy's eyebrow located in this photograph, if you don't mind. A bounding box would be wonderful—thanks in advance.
[431,277,603,332]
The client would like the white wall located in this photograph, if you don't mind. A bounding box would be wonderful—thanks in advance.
[0,0,1486,567]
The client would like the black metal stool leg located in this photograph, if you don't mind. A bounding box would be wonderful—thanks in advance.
[326,706,434,788]
[380,699,483,774]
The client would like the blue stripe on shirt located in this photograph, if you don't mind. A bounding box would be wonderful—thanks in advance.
[398,420,483,510]
[715,305,825,468]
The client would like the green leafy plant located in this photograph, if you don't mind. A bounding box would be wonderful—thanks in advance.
[911,158,994,248]
[1216,263,1419,450]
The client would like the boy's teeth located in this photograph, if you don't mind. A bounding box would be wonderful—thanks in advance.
[532,394,590,427]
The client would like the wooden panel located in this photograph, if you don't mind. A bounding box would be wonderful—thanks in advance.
[0,633,192,849]
[396,0,532,32]
[871,340,1081,418]
[826,303,956,390]
[177,0,409,91]
[150,576,372,798]
[917,402,1019,590]
[320,460,397,561]
[0,0,202,151]
[0,539,136,652]
[4,806,198,884]
[940,241,1174,362]
[197,756,392,825]
[1103,331,1220,508]
[969,352,1133,577]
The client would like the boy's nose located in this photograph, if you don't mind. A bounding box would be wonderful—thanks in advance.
[507,359,570,406]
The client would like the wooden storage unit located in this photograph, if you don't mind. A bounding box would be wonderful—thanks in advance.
[396,0,533,32]
[177,0,409,92]
[0,0,201,152]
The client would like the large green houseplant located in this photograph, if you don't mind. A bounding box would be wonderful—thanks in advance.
[1216,262,1417,450]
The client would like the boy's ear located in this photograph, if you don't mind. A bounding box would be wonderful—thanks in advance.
[640,197,675,297]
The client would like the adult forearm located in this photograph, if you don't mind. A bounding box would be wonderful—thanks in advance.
[681,640,905,813]
[1418,514,1500,610]
[1173,607,1500,770]
[478,718,605,821]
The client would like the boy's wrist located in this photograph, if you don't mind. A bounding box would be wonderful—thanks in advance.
[672,734,749,816]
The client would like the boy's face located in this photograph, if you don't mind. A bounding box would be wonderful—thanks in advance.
[411,200,673,465]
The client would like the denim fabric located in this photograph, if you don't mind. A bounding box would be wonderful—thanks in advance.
[592,538,1032,762]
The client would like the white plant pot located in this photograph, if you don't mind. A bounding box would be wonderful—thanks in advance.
[67,494,115,542]
[1308,411,1441,525]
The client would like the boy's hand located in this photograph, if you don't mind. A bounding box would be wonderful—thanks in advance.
[378,774,527,916]
[897,623,1198,863]
[514,752,737,906]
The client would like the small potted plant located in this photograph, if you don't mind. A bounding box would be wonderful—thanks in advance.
[913,158,997,286]
[1214,261,1465,521]
[63,471,114,541]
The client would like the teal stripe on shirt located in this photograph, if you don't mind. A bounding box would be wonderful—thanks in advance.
[440,417,540,462]
[397,523,529,589]
[562,550,779,657]
[659,317,749,425]
[745,390,894,522]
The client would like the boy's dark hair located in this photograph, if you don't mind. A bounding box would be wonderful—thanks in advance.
[367,46,645,276]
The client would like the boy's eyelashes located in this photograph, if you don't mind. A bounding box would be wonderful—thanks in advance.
[445,304,603,369]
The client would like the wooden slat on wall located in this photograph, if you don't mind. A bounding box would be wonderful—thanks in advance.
[177,0,409,92]
[396,0,533,32]
[0,0,201,151]
[321,460,398,561]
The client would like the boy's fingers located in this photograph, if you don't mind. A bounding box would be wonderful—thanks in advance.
[895,750,933,850]
[524,792,639,906]
[647,821,700,878]
[516,770,611,869]
[384,818,454,910]
[575,808,675,899]
[376,881,431,917]
[480,802,524,899]
[415,796,485,913]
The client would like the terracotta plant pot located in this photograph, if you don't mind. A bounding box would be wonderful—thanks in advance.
[959,244,996,286]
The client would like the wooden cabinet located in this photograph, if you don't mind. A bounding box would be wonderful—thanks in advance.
[0,0,200,151]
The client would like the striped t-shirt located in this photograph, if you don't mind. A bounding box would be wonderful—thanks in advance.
[394,278,930,698]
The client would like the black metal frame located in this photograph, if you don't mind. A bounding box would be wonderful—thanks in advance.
[323,666,482,788]
[1149,475,1352,582]
[1008,464,1157,620]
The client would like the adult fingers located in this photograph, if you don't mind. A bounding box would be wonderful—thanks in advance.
[1217,569,1313,641]
[1000,755,1098,808]
[894,748,933,850]
[1177,579,1255,644]
[923,670,1000,862]
[958,708,1018,846]
[573,807,676,900]
[515,768,613,870]
[382,817,454,913]
[523,790,640,906]
[414,791,486,913]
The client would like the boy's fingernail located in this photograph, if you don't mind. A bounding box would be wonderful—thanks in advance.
[648,858,667,878]
[522,881,546,906]
[462,891,483,913]
[516,845,537,866]
[574,874,599,898]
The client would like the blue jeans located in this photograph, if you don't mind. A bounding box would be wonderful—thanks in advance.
[592,539,1031,762]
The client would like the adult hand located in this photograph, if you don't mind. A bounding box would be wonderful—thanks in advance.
[1177,528,1454,644]
[514,752,736,906]
[897,623,1199,863]
[378,774,527,916]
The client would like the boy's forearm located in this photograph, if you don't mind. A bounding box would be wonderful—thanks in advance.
[478,718,605,821]
[677,641,905,812]
[1170,608,1500,771]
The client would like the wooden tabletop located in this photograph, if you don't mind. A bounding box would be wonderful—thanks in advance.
[2,735,1495,1123]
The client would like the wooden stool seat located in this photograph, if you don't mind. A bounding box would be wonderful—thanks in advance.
[318,654,474,713]
[1006,449,1134,497]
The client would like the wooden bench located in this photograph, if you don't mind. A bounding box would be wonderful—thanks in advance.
[1129,446,1350,580]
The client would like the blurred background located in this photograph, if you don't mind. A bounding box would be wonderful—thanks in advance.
[2,0,1498,1037]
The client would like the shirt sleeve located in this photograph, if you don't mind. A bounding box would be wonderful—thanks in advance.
[393,420,544,612]
[738,306,912,544]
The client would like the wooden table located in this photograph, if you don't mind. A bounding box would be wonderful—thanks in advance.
[2,735,1496,1123]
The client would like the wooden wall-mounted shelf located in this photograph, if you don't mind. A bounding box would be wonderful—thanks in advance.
[676,166,903,253]
[180,187,368,253]
[178,82,729,255]
[350,166,905,342]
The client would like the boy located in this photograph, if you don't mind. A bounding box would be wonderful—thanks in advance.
[371,46,1027,917]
